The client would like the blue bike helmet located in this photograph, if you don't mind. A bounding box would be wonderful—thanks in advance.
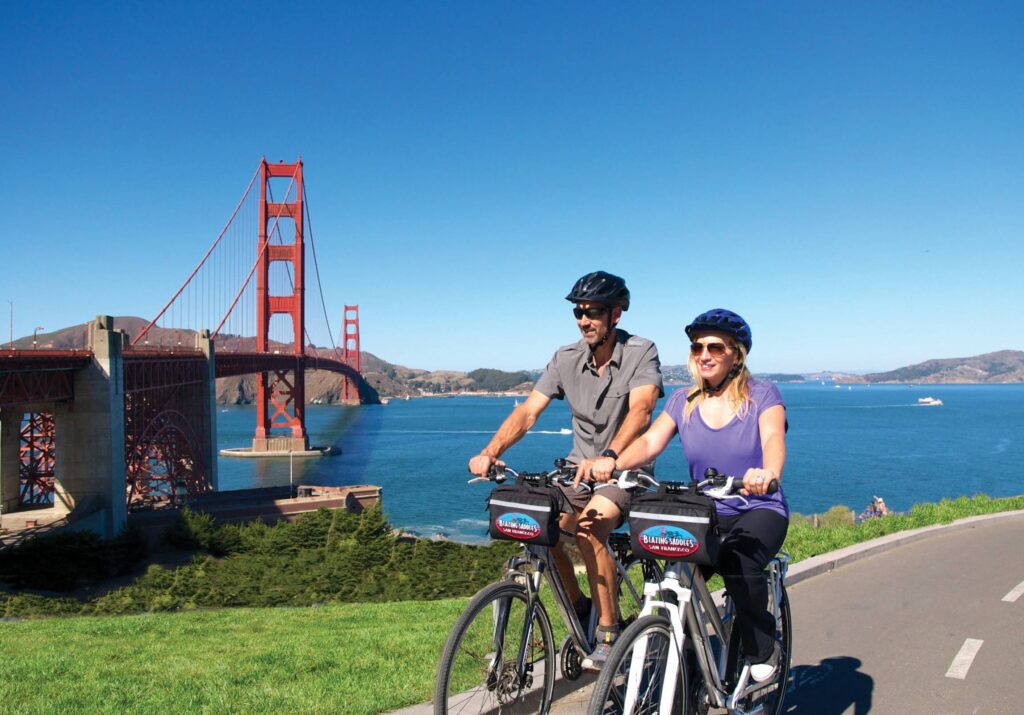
[685,309,752,354]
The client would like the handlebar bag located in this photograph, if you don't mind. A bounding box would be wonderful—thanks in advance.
[628,487,720,565]
[487,480,565,547]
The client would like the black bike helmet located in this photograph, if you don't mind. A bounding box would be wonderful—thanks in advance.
[565,271,630,311]
[685,309,752,354]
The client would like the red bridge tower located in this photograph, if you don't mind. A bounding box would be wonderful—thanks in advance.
[253,158,308,452]
[342,305,361,404]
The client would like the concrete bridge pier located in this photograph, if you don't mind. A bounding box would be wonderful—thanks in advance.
[196,329,218,492]
[0,409,23,515]
[52,316,127,538]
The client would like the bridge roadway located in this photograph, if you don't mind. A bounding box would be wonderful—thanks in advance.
[393,510,1024,715]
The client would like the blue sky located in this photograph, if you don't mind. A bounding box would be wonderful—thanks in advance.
[3,1,1022,374]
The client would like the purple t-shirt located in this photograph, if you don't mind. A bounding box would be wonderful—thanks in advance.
[662,379,788,518]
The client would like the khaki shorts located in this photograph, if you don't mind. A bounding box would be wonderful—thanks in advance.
[558,482,631,518]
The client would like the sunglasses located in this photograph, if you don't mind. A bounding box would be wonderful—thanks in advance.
[573,307,608,320]
[690,341,730,357]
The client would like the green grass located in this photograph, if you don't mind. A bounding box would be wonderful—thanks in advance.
[0,599,465,715]
[1,493,1021,714]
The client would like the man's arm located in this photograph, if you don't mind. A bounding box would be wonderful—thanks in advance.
[606,383,660,456]
[468,390,552,476]
[577,383,659,483]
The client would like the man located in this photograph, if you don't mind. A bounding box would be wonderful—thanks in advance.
[468,270,663,669]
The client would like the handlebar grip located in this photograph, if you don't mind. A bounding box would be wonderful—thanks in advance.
[730,478,779,495]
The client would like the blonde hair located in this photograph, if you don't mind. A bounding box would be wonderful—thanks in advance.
[683,341,752,422]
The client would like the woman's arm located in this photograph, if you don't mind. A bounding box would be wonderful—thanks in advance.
[615,411,678,470]
[741,404,787,496]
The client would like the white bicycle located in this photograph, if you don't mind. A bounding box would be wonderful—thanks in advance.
[587,469,791,715]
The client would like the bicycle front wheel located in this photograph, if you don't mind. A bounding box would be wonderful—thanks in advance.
[434,580,556,714]
[587,614,688,715]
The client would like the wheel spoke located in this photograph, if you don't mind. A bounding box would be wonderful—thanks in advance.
[436,582,555,714]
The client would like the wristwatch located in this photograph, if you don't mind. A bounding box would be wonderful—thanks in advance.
[600,448,618,460]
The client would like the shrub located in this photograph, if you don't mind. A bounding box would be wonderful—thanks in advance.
[0,524,147,592]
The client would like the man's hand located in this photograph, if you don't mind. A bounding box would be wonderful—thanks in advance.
[574,456,616,488]
[469,454,503,478]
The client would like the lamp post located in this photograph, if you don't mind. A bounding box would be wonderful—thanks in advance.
[7,301,12,350]
[173,479,188,508]
[33,326,44,350]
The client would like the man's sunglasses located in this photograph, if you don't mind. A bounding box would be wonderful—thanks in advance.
[573,307,609,320]
[690,342,730,357]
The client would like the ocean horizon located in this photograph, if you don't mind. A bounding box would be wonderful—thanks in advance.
[216,383,1024,543]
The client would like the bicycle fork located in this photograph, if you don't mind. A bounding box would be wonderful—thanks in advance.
[622,563,692,714]
[491,558,547,692]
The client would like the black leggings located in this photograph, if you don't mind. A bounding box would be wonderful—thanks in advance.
[701,509,789,662]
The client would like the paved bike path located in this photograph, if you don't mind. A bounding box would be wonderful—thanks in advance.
[389,509,1024,714]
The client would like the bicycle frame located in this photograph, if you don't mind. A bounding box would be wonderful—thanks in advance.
[504,537,644,659]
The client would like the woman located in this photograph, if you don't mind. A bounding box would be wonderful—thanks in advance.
[596,308,789,682]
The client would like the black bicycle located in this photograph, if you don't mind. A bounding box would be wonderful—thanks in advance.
[433,460,661,714]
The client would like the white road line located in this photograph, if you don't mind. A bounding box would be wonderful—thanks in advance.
[946,639,984,680]
[1002,580,1024,603]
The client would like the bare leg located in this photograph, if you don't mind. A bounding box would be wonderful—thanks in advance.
[575,494,621,627]
[552,511,584,604]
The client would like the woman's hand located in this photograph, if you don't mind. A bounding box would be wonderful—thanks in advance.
[741,467,778,496]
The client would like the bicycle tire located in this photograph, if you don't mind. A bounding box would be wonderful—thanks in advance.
[726,583,792,715]
[434,580,556,714]
[587,614,689,715]
[617,556,658,627]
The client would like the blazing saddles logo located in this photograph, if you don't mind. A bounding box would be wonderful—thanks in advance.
[639,525,700,557]
[495,512,542,540]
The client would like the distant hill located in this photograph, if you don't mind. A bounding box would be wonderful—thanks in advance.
[11,320,1022,398]
[861,350,1024,384]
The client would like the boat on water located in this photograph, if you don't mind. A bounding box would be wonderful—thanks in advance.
[917,396,943,406]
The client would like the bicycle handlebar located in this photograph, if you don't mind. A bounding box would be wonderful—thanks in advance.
[468,459,594,493]
[469,461,779,498]
[613,466,779,497]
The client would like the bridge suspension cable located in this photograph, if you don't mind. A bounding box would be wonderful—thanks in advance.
[211,165,300,344]
[133,159,353,371]
[132,164,261,347]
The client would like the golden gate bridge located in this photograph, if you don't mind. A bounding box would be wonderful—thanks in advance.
[0,158,372,537]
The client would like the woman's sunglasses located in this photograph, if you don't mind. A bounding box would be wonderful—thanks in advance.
[690,341,731,357]
[573,307,608,320]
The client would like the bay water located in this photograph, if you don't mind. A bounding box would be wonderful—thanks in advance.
[216,384,1024,543]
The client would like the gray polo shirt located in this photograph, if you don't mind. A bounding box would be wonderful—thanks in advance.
[534,329,663,463]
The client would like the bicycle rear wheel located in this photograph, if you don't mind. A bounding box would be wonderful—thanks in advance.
[727,583,792,715]
[617,556,661,627]
[434,580,555,714]
[587,615,688,715]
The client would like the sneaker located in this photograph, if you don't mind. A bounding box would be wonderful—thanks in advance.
[749,644,780,684]
[750,661,778,683]
[582,627,619,672]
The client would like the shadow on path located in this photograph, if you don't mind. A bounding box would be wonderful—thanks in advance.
[785,656,873,714]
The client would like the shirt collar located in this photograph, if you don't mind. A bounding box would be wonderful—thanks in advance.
[579,330,624,374]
